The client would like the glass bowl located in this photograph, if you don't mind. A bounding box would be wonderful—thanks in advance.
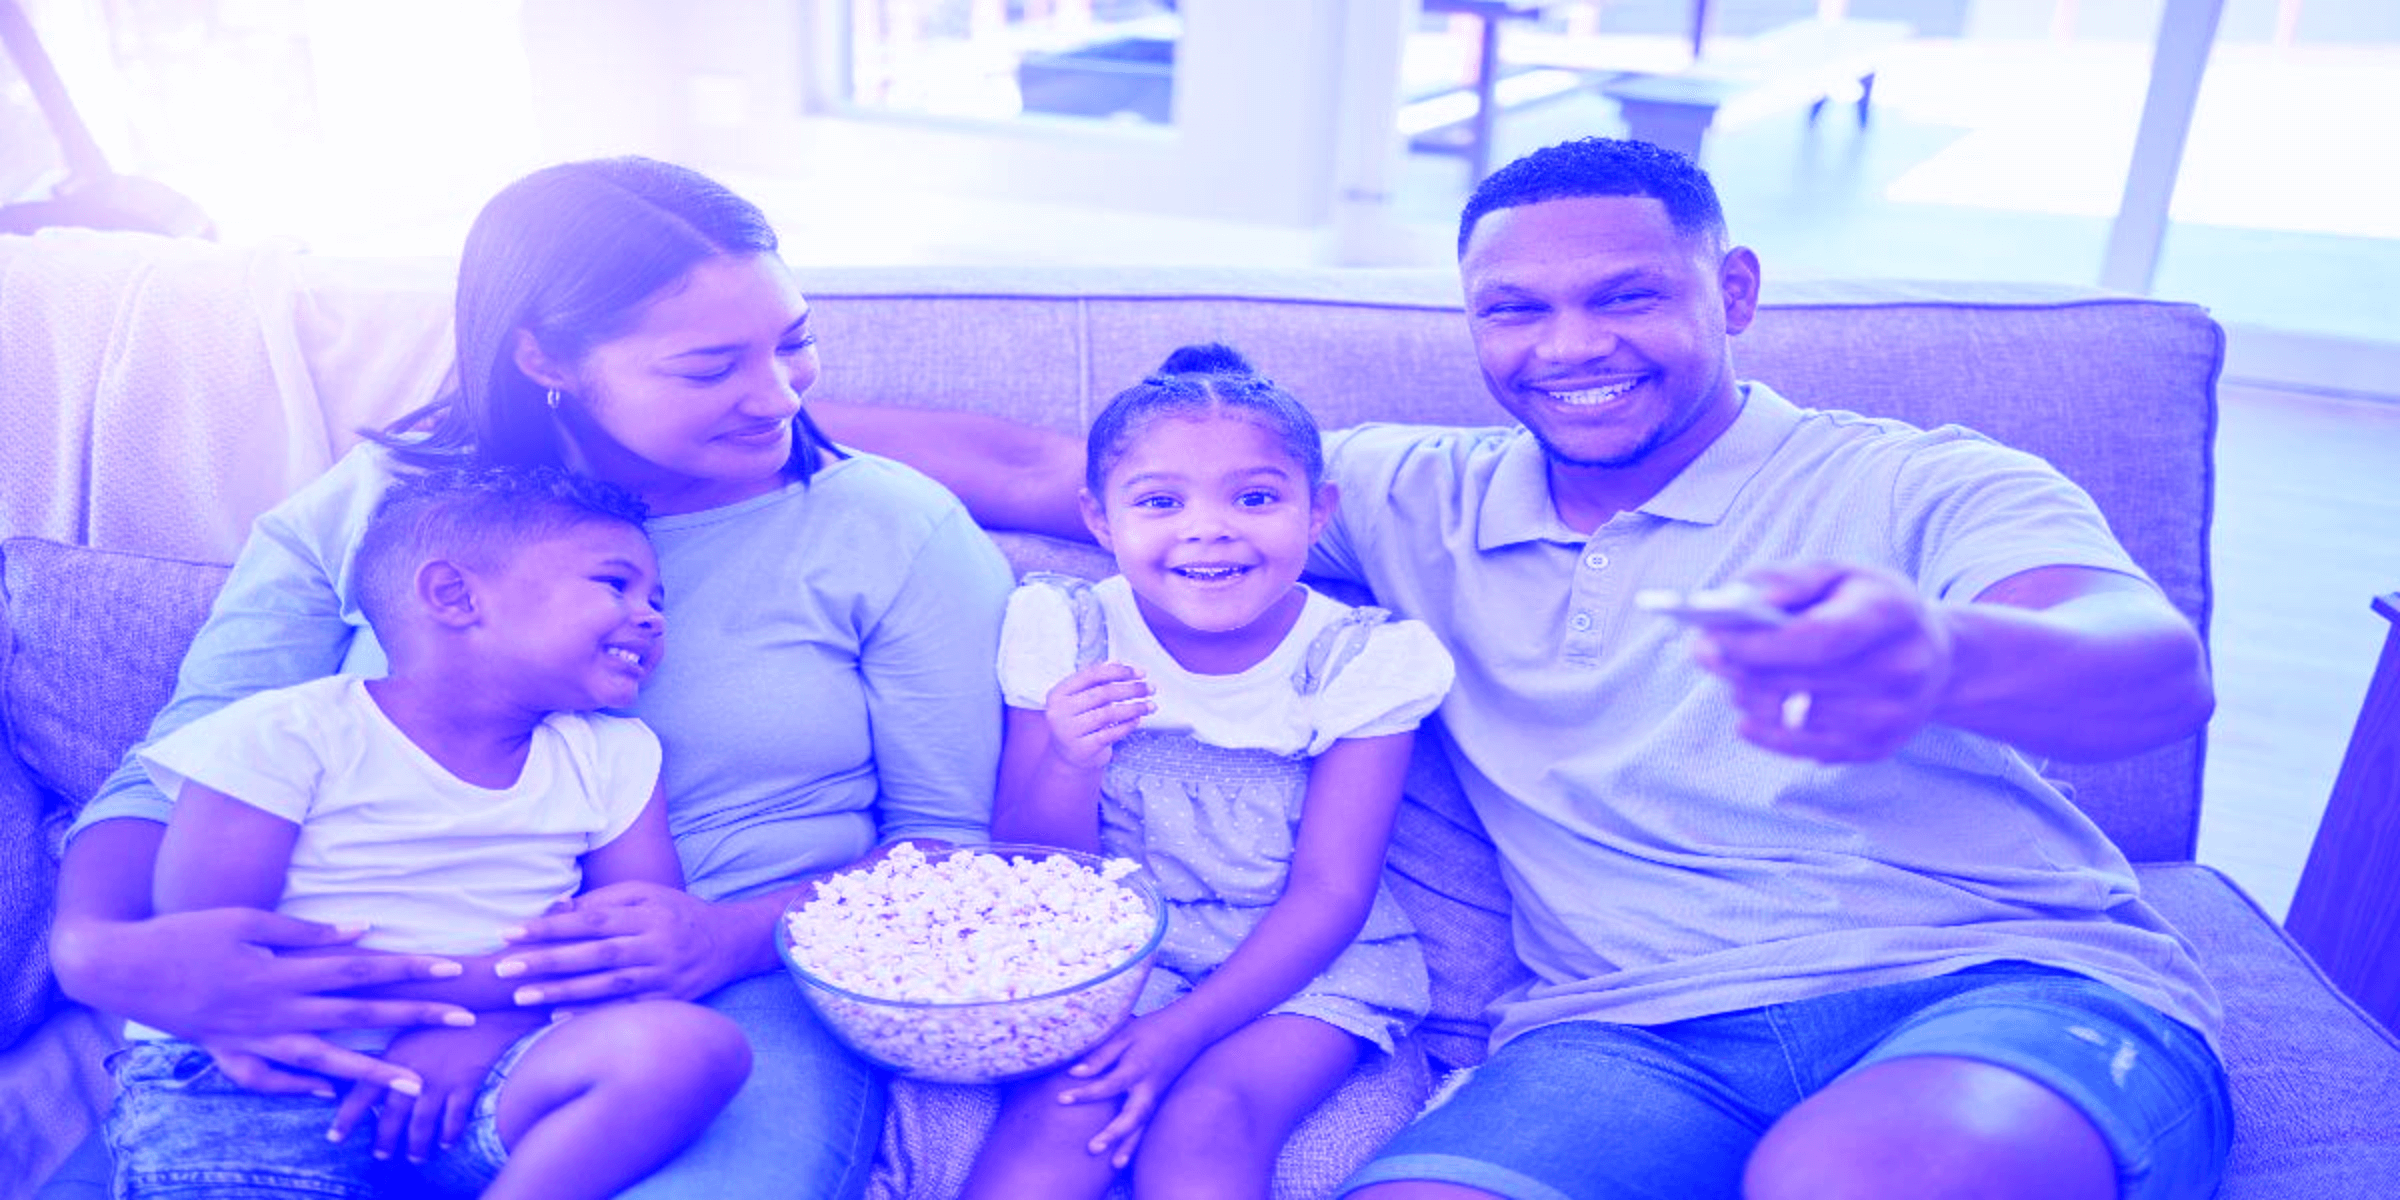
[774,842,1168,1084]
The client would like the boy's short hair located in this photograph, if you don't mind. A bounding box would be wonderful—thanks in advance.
[354,465,650,632]
[1457,137,1728,257]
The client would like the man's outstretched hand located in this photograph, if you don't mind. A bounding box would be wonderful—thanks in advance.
[1693,563,1953,763]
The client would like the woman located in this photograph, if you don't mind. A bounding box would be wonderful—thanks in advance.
[48,157,1013,1197]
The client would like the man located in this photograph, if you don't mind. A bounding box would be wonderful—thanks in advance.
[825,138,2232,1200]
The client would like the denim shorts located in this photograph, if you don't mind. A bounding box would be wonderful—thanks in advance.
[105,1026,549,1199]
[1340,962,2231,1200]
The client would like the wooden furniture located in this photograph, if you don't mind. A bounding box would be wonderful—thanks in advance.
[1411,0,1550,182]
[1598,17,1909,164]
[2286,593,2400,1035]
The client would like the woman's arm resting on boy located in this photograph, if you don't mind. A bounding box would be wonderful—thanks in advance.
[51,826,461,1096]
[810,401,1088,541]
[52,821,464,1034]
[1701,564,2213,764]
[59,794,469,1096]
[1061,730,1415,1165]
[337,784,707,1011]
[489,782,731,1008]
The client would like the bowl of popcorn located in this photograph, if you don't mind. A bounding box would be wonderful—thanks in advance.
[775,842,1168,1084]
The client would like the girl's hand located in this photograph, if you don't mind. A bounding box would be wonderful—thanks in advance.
[1056,1010,1207,1168]
[196,1032,430,1100]
[1042,662,1153,770]
[492,882,738,1007]
[328,1012,547,1163]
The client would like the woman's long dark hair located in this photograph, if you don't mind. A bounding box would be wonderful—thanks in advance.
[367,156,840,478]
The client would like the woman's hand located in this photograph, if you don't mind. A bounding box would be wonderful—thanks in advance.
[493,882,748,1008]
[328,1012,547,1163]
[1056,1009,1208,1169]
[52,907,469,1037]
[1041,662,1153,770]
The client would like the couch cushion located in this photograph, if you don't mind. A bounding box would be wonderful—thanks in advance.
[2138,863,2400,1195]
[0,538,231,812]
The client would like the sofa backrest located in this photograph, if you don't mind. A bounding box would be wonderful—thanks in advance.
[0,245,2218,865]
[796,267,2220,862]
[0,258,2221,1068]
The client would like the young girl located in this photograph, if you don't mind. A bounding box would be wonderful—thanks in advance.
[963,344,1455,1198]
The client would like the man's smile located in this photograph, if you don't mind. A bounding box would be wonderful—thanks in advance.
[1534,377,1643,407]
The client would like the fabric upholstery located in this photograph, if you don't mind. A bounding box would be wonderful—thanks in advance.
[0,745,57,1052]
[2141,863,2400,1195]
[0,568,61,1051]
[1,540,231,814]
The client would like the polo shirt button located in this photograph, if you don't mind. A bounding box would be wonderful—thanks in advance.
[1570,612,1593,632]
[1584,552,1610,570]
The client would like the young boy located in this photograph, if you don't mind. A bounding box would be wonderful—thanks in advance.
[106,466,749,1200]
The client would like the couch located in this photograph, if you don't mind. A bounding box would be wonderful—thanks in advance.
[5,230,2399,1198]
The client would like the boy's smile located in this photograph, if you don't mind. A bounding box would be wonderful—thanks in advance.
[472,521,667,712]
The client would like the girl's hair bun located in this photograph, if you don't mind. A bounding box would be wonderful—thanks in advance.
[1155,342,1256,378]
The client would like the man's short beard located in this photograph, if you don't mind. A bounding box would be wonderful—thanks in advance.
[1531,425,1661,470]
[1530,386,1723,471]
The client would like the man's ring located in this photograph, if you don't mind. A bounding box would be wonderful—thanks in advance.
[1781,692,1813,730]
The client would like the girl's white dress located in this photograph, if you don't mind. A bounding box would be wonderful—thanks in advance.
[998,573,1455,1051]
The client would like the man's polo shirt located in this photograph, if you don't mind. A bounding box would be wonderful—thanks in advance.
[1308,383,2221,1049]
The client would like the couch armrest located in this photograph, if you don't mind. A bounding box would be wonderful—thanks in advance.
[0,552,65,1052]
[0,749,61,1053]
[2284,593,2400,1035]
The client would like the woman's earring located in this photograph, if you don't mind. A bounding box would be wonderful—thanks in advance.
[545,388,562,412]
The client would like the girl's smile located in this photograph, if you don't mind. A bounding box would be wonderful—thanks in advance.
[1082,413,1334,675]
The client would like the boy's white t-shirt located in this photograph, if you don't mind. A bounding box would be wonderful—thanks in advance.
[138,675,663,957]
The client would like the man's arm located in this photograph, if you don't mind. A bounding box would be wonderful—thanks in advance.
[1936,566,2213,759]
[1704,564,2212,764]
[809,401,1088,540]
